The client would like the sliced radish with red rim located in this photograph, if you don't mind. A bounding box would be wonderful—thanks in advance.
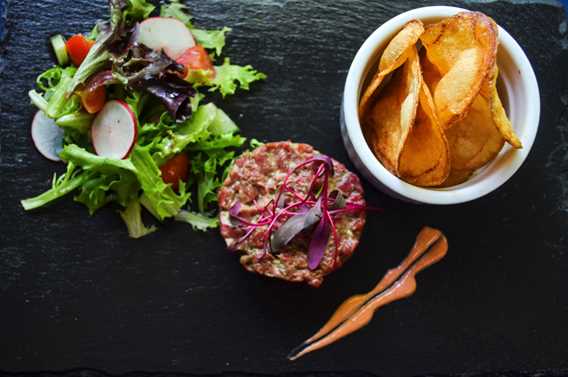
[31,111,64,162]
[137,17,195,60]
[91,100,138,159]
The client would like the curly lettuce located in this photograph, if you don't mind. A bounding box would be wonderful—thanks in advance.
[120,199,158,238]
[208,59,267,97]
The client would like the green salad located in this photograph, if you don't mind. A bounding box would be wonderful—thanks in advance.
[22,0,266,238]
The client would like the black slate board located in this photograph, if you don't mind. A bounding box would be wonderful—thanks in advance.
[1,0,568,376]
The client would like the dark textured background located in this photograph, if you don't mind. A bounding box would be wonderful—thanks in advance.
[1,0,568,376]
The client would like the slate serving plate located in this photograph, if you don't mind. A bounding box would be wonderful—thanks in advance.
[1,0,568,376]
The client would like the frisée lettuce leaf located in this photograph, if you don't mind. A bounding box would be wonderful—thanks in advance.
[120,199,158,238]
[20,163,89,210]
[208,59,267,97]
[123,0,155,23]
[175,210,219,231]
[190,27,231,57]
[160,0,193,27]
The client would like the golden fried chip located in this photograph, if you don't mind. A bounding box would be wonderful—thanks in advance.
[445,94,505,171]
[433,48,484,128]
[398,78,450,186]
[420,12,498,128]
[363,46,421,174]
[420,49,441,94]
[438,168,474,187]
[480,66,523,148]
[359,20,424,116]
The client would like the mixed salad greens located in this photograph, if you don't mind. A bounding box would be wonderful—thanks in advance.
[21,0,266,238]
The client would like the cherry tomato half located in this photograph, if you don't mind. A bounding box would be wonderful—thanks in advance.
[176,45,215,79]
[160,153,190,191]
[66,34,95,66]
[80,85,106,114]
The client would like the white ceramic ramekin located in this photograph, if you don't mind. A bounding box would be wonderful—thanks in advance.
[340,6,540,204]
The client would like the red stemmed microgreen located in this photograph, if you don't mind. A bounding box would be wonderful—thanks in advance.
[228,155,374,270]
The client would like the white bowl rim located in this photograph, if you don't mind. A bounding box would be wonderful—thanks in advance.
[343,5,540,205]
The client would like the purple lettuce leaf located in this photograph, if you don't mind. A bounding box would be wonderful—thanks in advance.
[112,43,193,120]
[113,43,184,85]
[142,75,195,120]
[84,70,117,92]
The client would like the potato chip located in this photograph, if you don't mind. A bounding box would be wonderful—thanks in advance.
[363,45,421,174]
[481,66,523,148]
[433,48,485,128]
[438,168,474,187]
[445,94,504,171]
[398,77,450,186]
[420,12,498,129]
[420,50,441,94]
[359,20,424,116]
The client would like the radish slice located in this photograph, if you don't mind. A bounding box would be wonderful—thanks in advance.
[137,17,195,60]
[91,100,138,159]
[31,111,64,162]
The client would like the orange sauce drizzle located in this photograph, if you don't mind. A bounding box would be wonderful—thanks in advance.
[288,226,448,361]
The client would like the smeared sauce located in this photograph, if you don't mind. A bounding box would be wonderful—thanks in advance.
[287,226,448,361]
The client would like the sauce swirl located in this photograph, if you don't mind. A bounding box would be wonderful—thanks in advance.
[288,226,448,361]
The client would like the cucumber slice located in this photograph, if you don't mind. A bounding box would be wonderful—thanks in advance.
[50,34,69,66]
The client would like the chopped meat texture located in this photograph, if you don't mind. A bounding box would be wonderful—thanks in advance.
[218,142,366,287]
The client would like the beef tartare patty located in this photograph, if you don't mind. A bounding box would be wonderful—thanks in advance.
[218,141,366,287]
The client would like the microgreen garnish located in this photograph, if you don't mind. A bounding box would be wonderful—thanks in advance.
[229,155,374,270]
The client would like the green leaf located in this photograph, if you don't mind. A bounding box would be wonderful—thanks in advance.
[196,172,218,213]
[109,171,140,207]
[208,105,238,135]
[120,199,158,238]
[160,0,193,27]
[56,112,94,133]
[56,145,141,214]
[124,90,147,119]
[190,92,204,113]
[63,129,91,149]
[250,138,264,149]
[152,103,244,161]
[36,66,66,93]
[175,210,219,231]
[124,0,155,23]
[189,132,246,151]
[130,145,190,220]
[88,24,100,40]
[153,103,216,160]
[208,58,266,97]
[189,149,236,213]
[60,144,137,174]
[74,173,116,215]
[44,67,82,119]
[73,169,139,214]
[191,27,231,56]
[21,163,89,210]
[28,90,48,113]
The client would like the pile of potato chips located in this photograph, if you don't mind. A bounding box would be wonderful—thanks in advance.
[360,12,522,187]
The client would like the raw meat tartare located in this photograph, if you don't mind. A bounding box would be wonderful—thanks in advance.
[218,141,367,287]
